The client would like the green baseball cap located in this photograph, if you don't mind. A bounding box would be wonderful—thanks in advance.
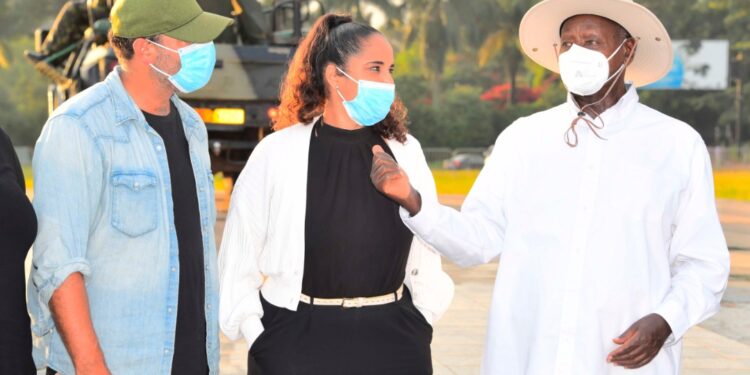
[111,0,234,43]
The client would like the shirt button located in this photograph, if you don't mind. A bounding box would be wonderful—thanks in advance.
[156,145,163,151]
[171,267,177,272]
[207,304,212,310]
[164,349,169,354]
[411,268,419,276]
[168,307,173,313]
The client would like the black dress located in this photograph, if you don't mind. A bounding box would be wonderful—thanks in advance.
[247,120,433,375]
[0,128,37,375]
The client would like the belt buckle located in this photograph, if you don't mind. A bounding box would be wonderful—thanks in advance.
[343,297,366,309]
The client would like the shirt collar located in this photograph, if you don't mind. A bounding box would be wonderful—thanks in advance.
[565,83,640,136]
[105,67,202,135]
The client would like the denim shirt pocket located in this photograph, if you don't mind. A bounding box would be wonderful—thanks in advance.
[111,172,159,237]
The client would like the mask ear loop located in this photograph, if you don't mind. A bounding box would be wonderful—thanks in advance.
[334,66,359,102]
[561,38,639,147]
[336,66,359,83]
[555,42,603,147]
[321,67,357,138]
[147,39,179,54]
[147,39,181,85]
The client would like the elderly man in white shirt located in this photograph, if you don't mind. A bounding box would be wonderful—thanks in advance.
[370,0,731,374]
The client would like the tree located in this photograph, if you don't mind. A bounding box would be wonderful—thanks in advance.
[0,0,65,144]
[636,0,750,144]
[475,0,536,106]
[419,0,448,107]
[320,0,369,21]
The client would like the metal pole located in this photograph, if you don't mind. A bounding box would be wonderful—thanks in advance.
[292,0,302,40]
[737,78,743,148]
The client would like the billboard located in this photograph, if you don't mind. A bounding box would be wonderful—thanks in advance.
[644,40,730,90]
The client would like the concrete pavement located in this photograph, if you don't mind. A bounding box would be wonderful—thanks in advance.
[28,189,749,374]
[718,200,750,251]
[216,197,750,374]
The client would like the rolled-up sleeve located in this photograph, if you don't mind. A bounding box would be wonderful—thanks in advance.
[29,115,102,331]
[218,142,271,349]
[654,137,730,343]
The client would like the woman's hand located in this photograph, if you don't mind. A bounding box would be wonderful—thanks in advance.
[370,145,422,216]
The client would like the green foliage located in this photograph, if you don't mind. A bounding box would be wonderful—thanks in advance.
[0,0,66,39]
[633,0,750,144]
[1,0,750,149]
[419,0,447,80]
[0,0,64,146]
[393,0,750,147]
[406,84,498,148]
[0,37,51,146]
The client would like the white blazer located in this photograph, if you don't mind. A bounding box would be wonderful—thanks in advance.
[218,117,455,348]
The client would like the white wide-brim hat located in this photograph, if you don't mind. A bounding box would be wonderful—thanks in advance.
[519,0,673,87]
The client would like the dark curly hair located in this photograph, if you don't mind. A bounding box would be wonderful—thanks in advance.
[274,13,408,143]
[108,30,159,61]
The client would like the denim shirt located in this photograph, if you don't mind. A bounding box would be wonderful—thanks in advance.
[28,68,219,375]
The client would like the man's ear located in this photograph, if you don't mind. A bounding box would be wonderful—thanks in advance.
[624,38,638,66]
[132,38,159,65]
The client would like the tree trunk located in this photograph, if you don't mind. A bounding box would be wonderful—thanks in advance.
[508,56,519,106]
[431,72,441,108]
[355,1,366,22]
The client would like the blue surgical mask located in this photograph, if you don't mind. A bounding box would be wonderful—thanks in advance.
[148,40,216,94]
[335,67,395,127]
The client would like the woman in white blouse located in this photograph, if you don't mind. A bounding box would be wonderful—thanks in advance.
[218,13,454,375]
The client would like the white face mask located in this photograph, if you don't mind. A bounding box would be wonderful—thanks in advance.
[558,39,627,96]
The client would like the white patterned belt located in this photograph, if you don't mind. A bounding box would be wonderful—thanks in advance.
[300,285,404,309]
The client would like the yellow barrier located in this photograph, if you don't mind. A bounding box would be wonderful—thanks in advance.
[430,169,750,202]
[714,170,750,202]
[24,168,750,206]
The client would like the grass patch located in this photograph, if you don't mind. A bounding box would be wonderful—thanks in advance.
[431,169,480,195]
[715,170,750,202]
[432,169,750,202]
[20,166,750,203]
[23,165,33,190]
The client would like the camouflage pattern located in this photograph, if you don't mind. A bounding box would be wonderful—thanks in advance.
[39,0,111,55]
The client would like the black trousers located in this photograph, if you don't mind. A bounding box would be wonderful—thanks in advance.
[248,288,433,375]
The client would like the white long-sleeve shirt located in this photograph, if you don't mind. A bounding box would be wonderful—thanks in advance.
[401,86,730,375]
[218,119,454,349]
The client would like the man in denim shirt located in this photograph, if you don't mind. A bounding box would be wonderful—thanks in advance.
[28,0,232,374]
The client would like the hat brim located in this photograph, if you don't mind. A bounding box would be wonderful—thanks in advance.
[164,11,234,44]
[519,0,673,87]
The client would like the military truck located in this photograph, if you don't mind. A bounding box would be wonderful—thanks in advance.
[31,0,323,177]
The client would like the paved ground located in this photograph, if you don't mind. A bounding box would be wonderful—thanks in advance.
[718,200,750,252]
[217,198,750,375]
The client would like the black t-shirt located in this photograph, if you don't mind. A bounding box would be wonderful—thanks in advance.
[302,119,414,298]
[0,127,37,375]
[142,102,208,375]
